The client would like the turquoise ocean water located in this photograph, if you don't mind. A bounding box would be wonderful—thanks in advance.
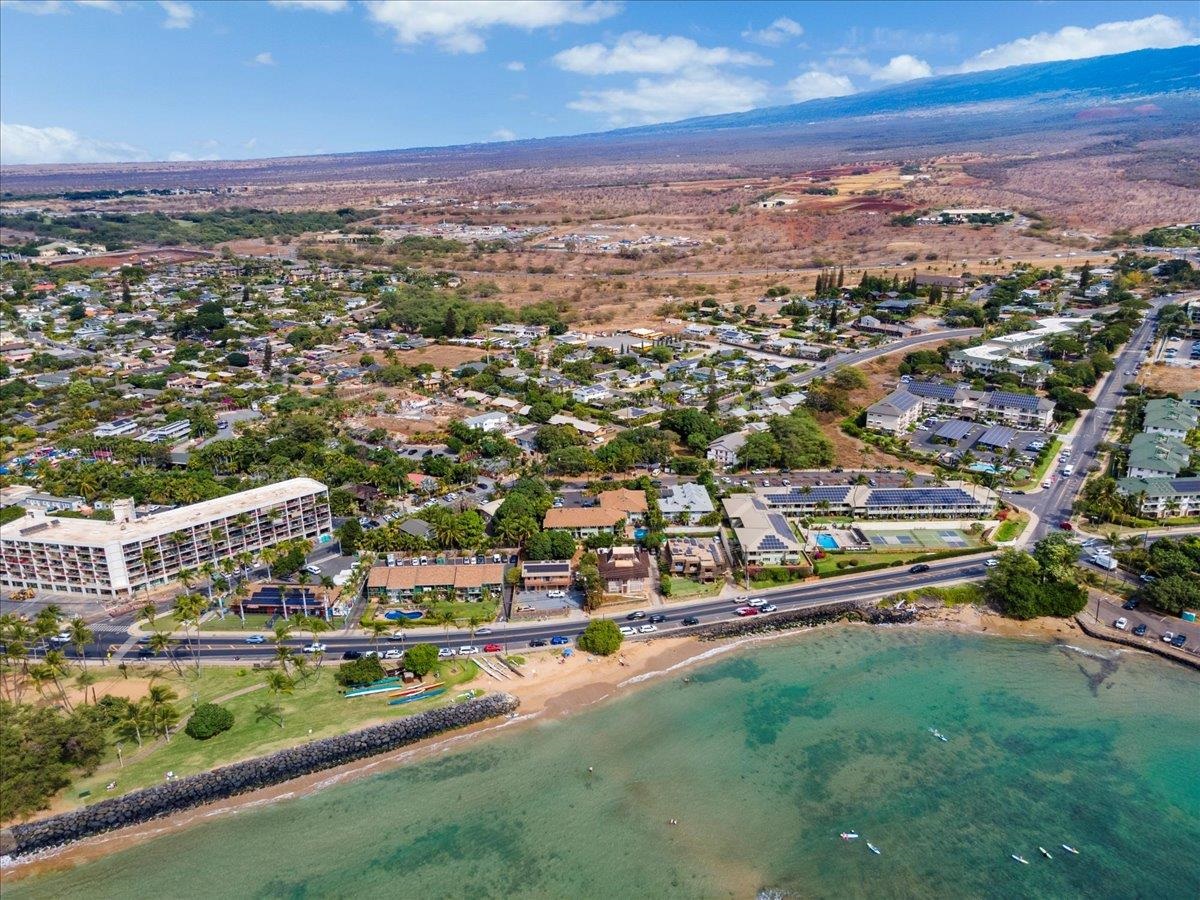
[10,629,1200,899]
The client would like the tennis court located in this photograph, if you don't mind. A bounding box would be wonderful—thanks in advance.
[865,528,974,550]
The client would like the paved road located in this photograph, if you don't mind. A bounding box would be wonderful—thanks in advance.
[72,554,990,664]
[1010,295,1172,541]
[782,328,984,388]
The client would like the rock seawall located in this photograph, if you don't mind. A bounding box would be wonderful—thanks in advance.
[696,601,916,641]
[2,692,520,859]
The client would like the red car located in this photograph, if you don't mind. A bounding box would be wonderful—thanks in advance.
[484,643,502,653]
[1060,521,1074,531]
[735,606,760,617]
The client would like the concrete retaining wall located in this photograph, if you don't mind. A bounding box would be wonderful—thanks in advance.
[2,692,519,859]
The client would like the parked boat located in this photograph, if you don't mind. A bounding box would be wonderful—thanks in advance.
[1012,855,1029,865]
[1039,847,1053,859]
[928,727,948,742]
[388,688,446,706]
[867,842,881,855]
[840,832,859,841]
[1061,845,1079,855]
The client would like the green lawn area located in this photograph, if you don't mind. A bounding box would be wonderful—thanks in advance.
[198,613,277,632]
[993,512,1029,543]
[888,583,985,607]
[813,543,989,576]
[664,578,724,600]
[369,600,498,628]
[62,658,479,813]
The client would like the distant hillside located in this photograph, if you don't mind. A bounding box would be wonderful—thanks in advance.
[3,46,1198,193]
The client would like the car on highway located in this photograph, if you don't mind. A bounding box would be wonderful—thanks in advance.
[1042,480,1052,489]
[649,614,666,624]
[1060,521,1074,531]
[386,632,406,641]
[437,647,455,658]
[302,642,327,653]
[244,634,267,644]
[1132,624,1148,637]
[638,624,658,634]
[735,606,760,617]
[474,628,493,636]
[761,604,777,613]
[909,564,931,574]
[626,611,647,620]
[484,643,502,653]
[681,617,700,627]
[341,650,361,660]
[1114,617,1128,630]
[550,636,570,646]
[747,598,768,608]
[984,558,999,568]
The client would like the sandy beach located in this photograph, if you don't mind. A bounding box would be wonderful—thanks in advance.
[0,608,1099,881]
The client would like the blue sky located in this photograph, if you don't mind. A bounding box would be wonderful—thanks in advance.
[1,0,1197,164]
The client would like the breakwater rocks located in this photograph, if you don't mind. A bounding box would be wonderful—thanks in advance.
[696,602,917,641]
[3,693,520,859]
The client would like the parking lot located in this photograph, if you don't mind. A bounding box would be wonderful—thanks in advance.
[717,469,941,490]
[906,418,1051,473]
[1158,336,1200,366]
[512,587,584,615]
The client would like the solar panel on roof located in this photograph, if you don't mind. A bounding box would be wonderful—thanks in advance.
[756,536,789,551]
[764,486,851,504]
[976,425,1016,448]
[865,488,975,506]
[934,419,974,440]
[988,391,1042,411]
[908,381,960,400]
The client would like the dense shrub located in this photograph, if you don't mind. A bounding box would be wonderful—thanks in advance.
[184,703,234,741]
[335,656,386,688]
[403,643,439,677]
[578,619,623,656]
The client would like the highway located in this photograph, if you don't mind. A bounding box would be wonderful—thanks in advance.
[785,327,983,387]
[81,554,991,665]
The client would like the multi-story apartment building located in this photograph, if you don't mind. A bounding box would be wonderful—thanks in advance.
[947,317,1086,385]
[1142,398,1198,440]
[1,478,331,600]
[722,494,806,566]
[866,379,1056,435]
[1127,432,1192,479]
[365,562,505,604]
[731,481,997,521]
[1116,477,1200,519]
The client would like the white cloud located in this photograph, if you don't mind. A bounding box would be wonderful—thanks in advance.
[252,51,276,66]
[167,151,193,161]
[568,72,769,126]
[158,0,193,29]
[490,128,516,141]
[2,0,120,13]
[958,14,1197,73]
[554,32,768,75]
[363,0,619,54]
[870,54,932,83]
[0,122,148,164]
[787,70,856,103]
[267,0,348,10]
[505,60,525,71]
[742,16,803,47]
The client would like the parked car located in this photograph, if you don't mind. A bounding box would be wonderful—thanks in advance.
[484,643,502,653]
[386,632,406,641]
[550,636,570,646]
[681,617,700,627]
[1121,599,1139,610]
[437,647,455,658]
[1170,633,1187,648]
[909,564,931,574]
[341,650,361,660]
[619,626,637,636]
[1161,632,1175,644]
[984,558,999,568]
[458,646,481,656]
[529,639,547,647]
[546,590,566,599]
[244,634,267,644]
[303,564,322,575]
[638,624,658,634]
[1059,521,1074,531]
[383,649,403,659]
[1114,617,1128,630]
[1132,624,1148,637]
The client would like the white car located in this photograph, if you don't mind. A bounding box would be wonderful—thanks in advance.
[638,624,658,634]
[1113,618,1128,631]
[760,604,777,614]
[619,626,637,636]
[437,647,455,658]
[747,598,768,608]
[303,564,322,575]
[475,628,493,636]
[383,649,403,659]
[984,558,999,568]
[302,642,326,653]
[547,590,566,599]
[458,645,481,656]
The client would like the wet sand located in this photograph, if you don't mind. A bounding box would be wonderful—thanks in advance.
[0,609,1100,881]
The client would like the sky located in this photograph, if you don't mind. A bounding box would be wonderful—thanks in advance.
[1,0,1197,165]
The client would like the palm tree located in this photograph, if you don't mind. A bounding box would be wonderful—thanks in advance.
[263,670,294,728]
[148,631,182,675]
[139,602,157,629]
[199,561,219,604]
[68,617,94,670]
[366,619,390,652]
[74,668,100,705]
[172,593,205,673]
[42,649,73,709]
[116,699,148,747]
[145,683,180,740]
[260,545,281,582]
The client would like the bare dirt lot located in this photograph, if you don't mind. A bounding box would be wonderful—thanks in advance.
[1137,363,1200,394]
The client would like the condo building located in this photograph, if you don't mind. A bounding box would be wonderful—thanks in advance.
[1,478,332,600]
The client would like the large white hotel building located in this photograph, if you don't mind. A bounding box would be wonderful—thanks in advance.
[1,478,332,600]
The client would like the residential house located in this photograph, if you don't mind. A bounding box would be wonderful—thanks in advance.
[1142,398,1198,440]
[520,560,573,591]
[658,482,715,524]
[664,537,726,581]
[543,507,625,537]
[595,546,652,596]
[597,488,648,523]
[365,563,505,604]
[462,411,511,433]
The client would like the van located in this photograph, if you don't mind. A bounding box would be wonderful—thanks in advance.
[1062,465,1074,476]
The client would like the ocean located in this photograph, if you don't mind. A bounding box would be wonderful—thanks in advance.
[9,629,1200,899]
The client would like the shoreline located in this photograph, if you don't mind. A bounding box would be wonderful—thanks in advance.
[0,607,1132,882]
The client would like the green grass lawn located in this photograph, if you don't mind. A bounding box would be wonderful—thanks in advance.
[665,578,725,600]
[992,513,1029,543]
[62,659,479,812]
[888,583,985,607]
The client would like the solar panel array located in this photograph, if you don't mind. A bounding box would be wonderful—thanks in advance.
[976,425,1016,447]
[865,488,975,507]
[934,419,974,440]
[755,535,791,552]
[908,380,961,401]
[987,391,1042,411]
[764,486,851,504]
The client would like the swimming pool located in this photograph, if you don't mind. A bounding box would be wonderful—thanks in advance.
[815,534,839,550]
[383,610,425,621]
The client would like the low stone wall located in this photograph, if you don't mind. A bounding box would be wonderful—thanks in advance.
[695,601,916,641]
[2,693,519,859]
